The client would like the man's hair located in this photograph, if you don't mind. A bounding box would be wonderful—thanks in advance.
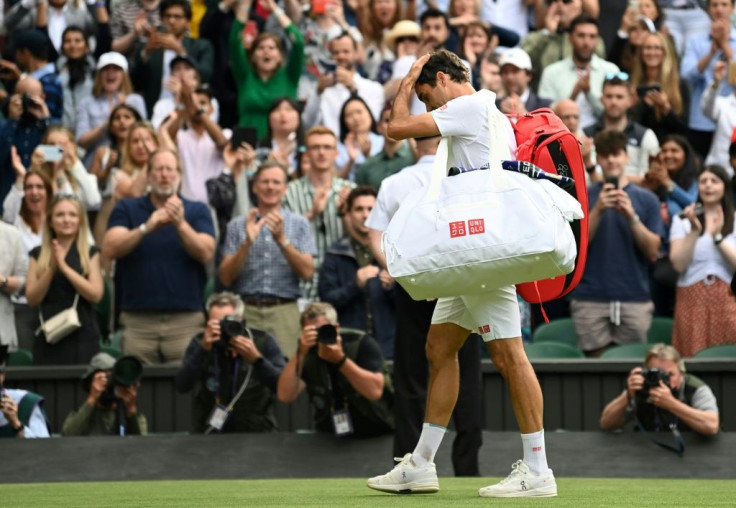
[160,0,192,19]
[149,147,182,173]
[646,343,686,374]
[346,185,377,210]
[729,141,736,159]
[301,302,338,326]
[253,159,289,182]
[206,291,245,316]
[416,49,470,87]
[194,84,213,100]
[569,13,599,34]
[419,8,451,30]
[594,130,627,156]
[305,125,337,142]
[602,75,630,91]
[331,31,358,50]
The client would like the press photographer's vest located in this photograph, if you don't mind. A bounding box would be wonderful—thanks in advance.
[634,373,705,432]
[0,390,44,437]
[194,330,277,433]
[302,329,394,437]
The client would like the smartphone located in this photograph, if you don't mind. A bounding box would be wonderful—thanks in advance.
[604,175,619,189]
[729,61,736,87]
[38,144,64,163]
[316,324,337,345]
[636,83,661,98]
[312,0,327,15]
[243,20,258,45]
[321,60,337,74]
[158,24,168,34]
[231,127,259,150]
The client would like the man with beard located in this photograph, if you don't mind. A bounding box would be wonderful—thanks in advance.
[317,32,385,137]
[0,76,50,203]
[538,14,620,130]
[103,148,216,364]
[496,48,552,115]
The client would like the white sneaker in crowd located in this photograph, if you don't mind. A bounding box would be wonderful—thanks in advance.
[366,453,440,494]
[478,460,557,498]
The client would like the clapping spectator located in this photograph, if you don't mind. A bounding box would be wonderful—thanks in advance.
[58,27,98,130]
[702,60,736,172]
[459,21,497,91]
[630,31,689,141]
[357,0,408,82]
[670,165,736,357]
[336,96,384,181]
[89,104,143,245]
[478,51,502,94]
[111,0,161,57]
[496,48,551,116]
[644,135,699,221]
[113,122,160,201]
[0,77,49,203]
[132,0,214,116]
[230,0,304,139]
[607,4,660,73]
[26,194,104,365]
[75,52,147,167]
[0,222,27,353]
[379,20,420,85]
[261,97,303,177]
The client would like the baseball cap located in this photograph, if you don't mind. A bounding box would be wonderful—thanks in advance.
[81,352,117,381]
[170,54,197,71]
[498,48,532,72]
[96,52,128,72]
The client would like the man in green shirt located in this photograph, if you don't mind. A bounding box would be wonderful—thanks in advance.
[356,106,415,190]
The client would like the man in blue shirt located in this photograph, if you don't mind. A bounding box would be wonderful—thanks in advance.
[680,0,736,159]
[103,148,216,364]
[571,130,666,357]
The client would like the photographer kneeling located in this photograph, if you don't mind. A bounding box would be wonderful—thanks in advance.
[62,353,147,436]
[277,302,394,438]
[600,344,719,436]
[175,292,286,433]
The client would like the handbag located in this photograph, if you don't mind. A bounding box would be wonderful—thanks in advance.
[382,101,584,301]
[36,293,81,344]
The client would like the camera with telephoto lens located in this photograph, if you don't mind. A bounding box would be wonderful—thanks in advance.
[637,367,671,399]
[98,356,143,408]
[219,314,247,344]
[21,93,38,113]
[316,324,337,345]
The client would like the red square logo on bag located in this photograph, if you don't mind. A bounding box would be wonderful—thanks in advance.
[478,324,491,334]
[449,221,466,238]
[468,218,485,235]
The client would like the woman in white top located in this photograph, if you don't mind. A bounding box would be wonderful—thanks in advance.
[670,164,736,356]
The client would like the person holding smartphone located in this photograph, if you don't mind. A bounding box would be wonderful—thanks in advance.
[571,130,665,357]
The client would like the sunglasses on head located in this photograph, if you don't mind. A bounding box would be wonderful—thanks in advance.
[604,72,630,82]
[546,0,574,5]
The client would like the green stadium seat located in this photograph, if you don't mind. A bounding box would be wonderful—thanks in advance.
[8,348,33,366]
[647,317,673,344]
[692,344,736,359]
[204,278,215,303]
[532,318,578,348]
[524,342,584,359]
[99,345,122,359]
[600,343,651,359]
[110,329,124,350]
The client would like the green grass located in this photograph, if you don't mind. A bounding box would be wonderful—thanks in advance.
[1,478,735,507]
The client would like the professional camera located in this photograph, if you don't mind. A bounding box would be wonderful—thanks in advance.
[637,367,671,398]
[317,324,337,345]
[98,356,143,408]
[219,314,247,342]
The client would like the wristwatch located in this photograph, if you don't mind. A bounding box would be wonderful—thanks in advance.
[12,422,24,434]
[629,214,641,225]
[279,238,291,249]
[138,223,149,236]
[714,233,724,245]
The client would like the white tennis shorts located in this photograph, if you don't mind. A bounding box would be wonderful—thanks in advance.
[431,285,521,341]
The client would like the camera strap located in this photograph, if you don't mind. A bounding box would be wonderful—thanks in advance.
[634,411,685,457]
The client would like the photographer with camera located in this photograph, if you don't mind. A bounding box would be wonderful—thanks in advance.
[62,352,147,436]
[277,302,393,438]
[600,343,719,436]
[175,292,286,433]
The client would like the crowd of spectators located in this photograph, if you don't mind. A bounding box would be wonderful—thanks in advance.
[0,0,735,438]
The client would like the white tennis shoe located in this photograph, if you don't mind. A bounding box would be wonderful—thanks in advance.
[366,453,439,494]
[478,460,557,498]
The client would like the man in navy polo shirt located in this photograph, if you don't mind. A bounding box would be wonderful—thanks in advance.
[103,148,215,364]
[570,130,666,357]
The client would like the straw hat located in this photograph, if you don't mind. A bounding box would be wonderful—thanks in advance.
[384,20,421,53]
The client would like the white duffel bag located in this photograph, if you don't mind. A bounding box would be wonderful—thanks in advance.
[382,103,584,301]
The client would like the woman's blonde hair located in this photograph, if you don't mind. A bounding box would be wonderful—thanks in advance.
[92,68,133,97]
[36,195,92,278]
[120,122,159,176]
[631,31,682,119]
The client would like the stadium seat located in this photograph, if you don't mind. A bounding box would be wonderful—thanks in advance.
[647,317,673,344]
[110,329,124,350]
[532,318,578,348]
[524,342,584,359]
[8,348,33,366]
[99,345,122,359]
[692,344,736,359]
[204,278,215,303]
[600,343,651,359]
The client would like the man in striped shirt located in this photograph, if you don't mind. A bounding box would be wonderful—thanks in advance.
[283,126,355,301]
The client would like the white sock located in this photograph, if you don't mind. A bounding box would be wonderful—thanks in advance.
[412,423,446,466]
[521,429,549,475]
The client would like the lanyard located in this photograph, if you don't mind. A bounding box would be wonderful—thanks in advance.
[213,352,242,405]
